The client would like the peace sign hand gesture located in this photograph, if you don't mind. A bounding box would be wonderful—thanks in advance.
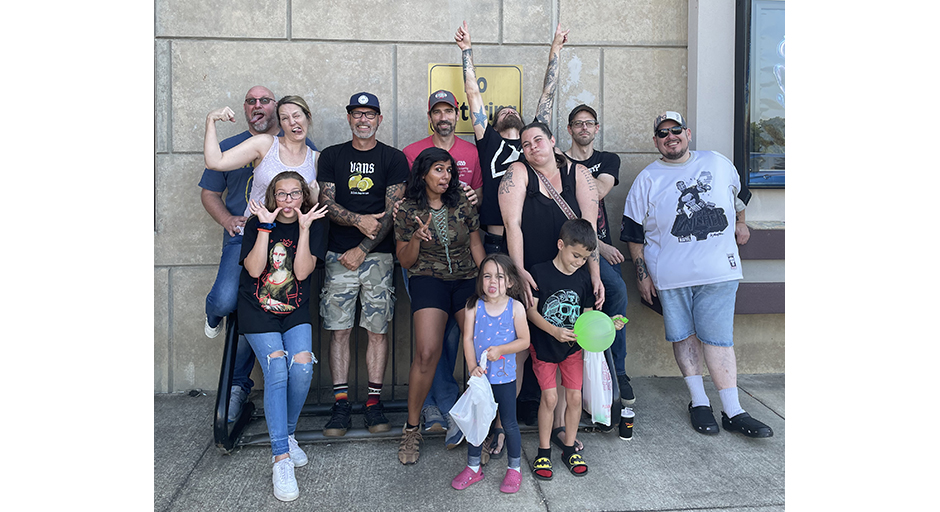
[413,214,432,243]
[248,199,280,224]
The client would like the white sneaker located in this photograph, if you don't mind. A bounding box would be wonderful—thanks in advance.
[288,434,308,467]
[272,457,299,502]
[204,317,223,338]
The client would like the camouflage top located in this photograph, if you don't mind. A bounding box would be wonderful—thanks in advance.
[395,193,480,280]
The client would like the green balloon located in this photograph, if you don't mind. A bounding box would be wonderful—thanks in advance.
[573,310,616,352]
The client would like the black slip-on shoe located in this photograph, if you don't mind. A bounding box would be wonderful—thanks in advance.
[688,402,720,435]
[721,411,774,438]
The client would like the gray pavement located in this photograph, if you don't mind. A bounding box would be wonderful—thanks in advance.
[155,374,784,512]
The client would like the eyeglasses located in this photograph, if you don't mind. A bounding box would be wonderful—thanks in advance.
[350,110,378,119]
[245,97,275,106]
[570,120,597,129]
[275,190,303,201]
[655,126,685,138]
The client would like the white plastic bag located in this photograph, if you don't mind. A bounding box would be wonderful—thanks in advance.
[582,350,613,426]
[449,351,499,446]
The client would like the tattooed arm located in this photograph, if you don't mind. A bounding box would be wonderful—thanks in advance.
[734,208,750,245]
[455,21,488,141]
[574,162,605,309]
[533,24,569,124]
[498,161,537,308]
[359,182,405,254]
[627,241,656,305]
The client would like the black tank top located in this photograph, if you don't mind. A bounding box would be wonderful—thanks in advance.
[520,160,581,271]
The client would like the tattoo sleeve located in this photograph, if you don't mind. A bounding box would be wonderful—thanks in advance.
[320,182,361,228]
[359,182,405,253]
[535,51,560,124]
[462,49,474,85]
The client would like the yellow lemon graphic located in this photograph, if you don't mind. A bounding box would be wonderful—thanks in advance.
[348,174,362,190]
[357,177,374,191]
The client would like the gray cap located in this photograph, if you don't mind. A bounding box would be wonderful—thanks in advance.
[653,111,686,131]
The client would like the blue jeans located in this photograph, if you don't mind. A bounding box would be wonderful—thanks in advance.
[402,268,461,415]
[245,324,316,457]
[599,256,629,376]
[205,234,255,393]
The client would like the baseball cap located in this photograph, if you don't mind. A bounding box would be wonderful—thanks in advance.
[428,90,458,111]
[653,111,686,131]
[347,92,381,114]
[568,104,598,125]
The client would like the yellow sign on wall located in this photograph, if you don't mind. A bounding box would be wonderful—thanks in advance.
[428,63,523,135]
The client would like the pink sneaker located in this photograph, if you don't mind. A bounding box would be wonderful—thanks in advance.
[499,468,522,494]
[451,466,484,490]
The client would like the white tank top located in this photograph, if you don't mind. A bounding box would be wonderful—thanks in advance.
[243,138,317,217]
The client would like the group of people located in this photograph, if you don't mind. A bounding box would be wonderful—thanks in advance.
[197,21,773,503]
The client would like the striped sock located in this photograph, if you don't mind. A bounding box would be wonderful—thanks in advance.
[333,384,349,403]
[366,382,382,407]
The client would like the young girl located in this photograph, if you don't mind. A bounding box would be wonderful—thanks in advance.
[451,253,530,494]
[239,171,328,502]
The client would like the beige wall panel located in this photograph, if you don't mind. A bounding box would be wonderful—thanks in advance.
[553,48,601,151]
[503,0,554,44]
[155,0,287,39]
[169,266,226,391]
[293,1,500,43]
[558,0,687,46]
[156,40,170,154]
[603,47,687,154]
[733,315,785,374]
[155,268,170,392]
[155,154,222,266]
[171,40,397,153]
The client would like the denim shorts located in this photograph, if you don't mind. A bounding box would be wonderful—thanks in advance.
[658,280,739,347]
[320,251,395,334]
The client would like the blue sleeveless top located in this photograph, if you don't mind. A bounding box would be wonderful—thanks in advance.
[473,298,518,385]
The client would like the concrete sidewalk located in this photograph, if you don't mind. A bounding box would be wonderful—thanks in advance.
[155,374,784,512]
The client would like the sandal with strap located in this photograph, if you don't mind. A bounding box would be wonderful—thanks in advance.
[487,427,505,459]
[532,456,553,480]
[551,426,584,453]
[563,452,588,477]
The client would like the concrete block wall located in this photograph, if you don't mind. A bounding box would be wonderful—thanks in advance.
[154,0,784,393]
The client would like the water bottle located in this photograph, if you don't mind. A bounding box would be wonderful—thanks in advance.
[619,407,635,440]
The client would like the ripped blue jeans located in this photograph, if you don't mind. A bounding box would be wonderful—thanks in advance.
[245,324,316,457]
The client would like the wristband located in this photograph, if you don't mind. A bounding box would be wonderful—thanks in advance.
[258,222,276,230]
[257,228,271,234]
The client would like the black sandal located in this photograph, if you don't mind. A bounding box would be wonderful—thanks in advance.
[550,426,584,453]
[532,456,553,480]
[487,427,505,459]
[563,452,588,477]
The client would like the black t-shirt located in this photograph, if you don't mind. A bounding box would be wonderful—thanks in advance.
[317,140,409,254]
[476,124,523,226]
[237,216,328,335]
[529,260,593,363]
[565,150,620,244]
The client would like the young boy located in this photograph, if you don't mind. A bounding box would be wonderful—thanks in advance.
[526,218,597,480]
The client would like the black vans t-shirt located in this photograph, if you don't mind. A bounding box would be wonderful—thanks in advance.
[529,260,593,363]
[317,140,409,254]
[237,216,328,335]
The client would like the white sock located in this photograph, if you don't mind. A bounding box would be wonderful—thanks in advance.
[718,387,745,418]
[684,375,710,407]
[467,465,480,473]
[508,466,521,473]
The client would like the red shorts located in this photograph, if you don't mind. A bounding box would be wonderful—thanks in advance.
[529,346,583,390]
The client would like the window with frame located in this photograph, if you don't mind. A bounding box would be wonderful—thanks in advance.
[734,0,785,189]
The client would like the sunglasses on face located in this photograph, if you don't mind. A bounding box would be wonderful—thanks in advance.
[245,97,275,106]
[655,126,685,138]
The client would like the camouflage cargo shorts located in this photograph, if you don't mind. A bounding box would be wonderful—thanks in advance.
[320,251,395,334]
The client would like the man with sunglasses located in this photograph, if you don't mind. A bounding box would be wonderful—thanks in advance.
[317,92,409,437]
[198,86,318,423]
[563,105,635,413]
[621,111,773,439]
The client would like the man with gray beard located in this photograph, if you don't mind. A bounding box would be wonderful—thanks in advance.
[199,85,318,422]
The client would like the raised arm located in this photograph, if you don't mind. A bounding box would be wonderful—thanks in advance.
[456,21,488,141]
[203,107,270,171]
[533,24,569,124]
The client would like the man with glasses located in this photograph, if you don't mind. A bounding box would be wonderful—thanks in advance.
[317,92,408,437]
[198,85,317,422]
[621,111,773,439]
[563,105,635,413]
[401,89,483,449]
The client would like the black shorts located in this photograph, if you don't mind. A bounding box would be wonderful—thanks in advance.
[408,275,476,316]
